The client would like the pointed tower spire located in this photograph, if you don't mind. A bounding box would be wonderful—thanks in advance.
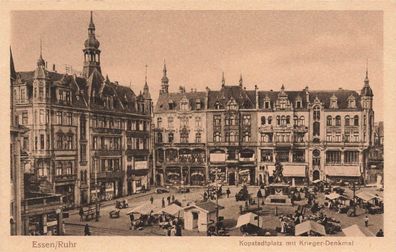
[365,58,369,83]
[160,60,169,95]
[10,47,17,81]
[221,72,225,87]
[83,11,101,77]
[239,73,243,87]
[37,39,45,67]
[361,59,373,97]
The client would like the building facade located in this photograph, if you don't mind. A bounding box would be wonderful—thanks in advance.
[11,12,152,209]
[153,69,375,186]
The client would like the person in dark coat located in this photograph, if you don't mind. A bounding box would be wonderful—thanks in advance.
[226,188,231,198]
[162,197,165,208]
[167,196,171,205]
[376,229,384,237]
[171,195,175,203]
[84,224,90,236]
[150,196,154,204]
[79,207,84,222]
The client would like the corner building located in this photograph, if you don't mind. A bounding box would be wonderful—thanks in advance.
[11,13,152,207]
[154,69,374,186]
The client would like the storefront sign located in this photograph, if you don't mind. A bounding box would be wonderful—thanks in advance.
[135,161,148,170]
[210,153,226,163]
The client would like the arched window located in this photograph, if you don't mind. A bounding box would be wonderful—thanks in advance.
[299,116,305,126]
[335,116,341,126]
[327,116,332,126]
[354,115,359,126]
[168,133,174,143]
[313,106,320,121]
[261,116,266,125]
[345,116,350,126]
[286,116,291,125]
[293,116,298,126]
[276,116,280,125]
[313,122,320,136]
[157,132,162,143]
[281,115,286,126]
[157,117,162,128]
[268,116,272,125]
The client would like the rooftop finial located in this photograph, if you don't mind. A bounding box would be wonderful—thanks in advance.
[145,64,148,84]
[221,72,225,86]
[40,38,42,58]
[239,73,243,86]
[366,58,369,80]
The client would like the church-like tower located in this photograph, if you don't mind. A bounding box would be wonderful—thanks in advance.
[160,62,169,95]
[82,11,101,78]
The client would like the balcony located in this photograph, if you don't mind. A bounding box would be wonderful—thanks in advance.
[91,170,124,180]
[293,125,308,133]
[23,193,64,215]
[259,125,273,133]
[93,149,122,157]
[54,174,77,183]
[92,127,122,134]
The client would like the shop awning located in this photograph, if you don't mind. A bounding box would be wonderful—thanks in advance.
[325,166,361,177]
[325,192,348,201]
[131,169,149,176]
[283,166,306,177]
[295,220,326,236]
[356,192,379,202]
[342,225,367,237]
[236,212,259,228]
[128,203,161,215]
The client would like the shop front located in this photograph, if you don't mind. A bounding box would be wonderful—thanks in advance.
[190,167,205,185]
[55,184,75,209]
[238,165,256,185]
[209,166,226,184]
[130,169,149,193]
[324,166,362,184]
[90,179,122,202]
[165,167,181,184]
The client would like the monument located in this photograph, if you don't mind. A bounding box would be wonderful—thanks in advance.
[264,159,292,206]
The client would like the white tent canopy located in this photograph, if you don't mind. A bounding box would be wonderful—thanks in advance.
[295,221,326,236]
[127,203,161,215]
[325,192,347,201]
[236,212,259,228]
[342,225,367,237]
[155,204,184,217]
[356,192,378,202]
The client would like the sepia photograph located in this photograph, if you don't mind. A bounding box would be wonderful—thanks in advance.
[9,9,385,239]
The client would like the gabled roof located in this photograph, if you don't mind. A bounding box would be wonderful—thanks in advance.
[155,91,206,111]
[184,201,224,213]
[207,85,256,109]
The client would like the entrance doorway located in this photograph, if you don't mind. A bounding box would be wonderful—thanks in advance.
[313,170,320,181]
[192,212,199,229]
[228,172,235,185]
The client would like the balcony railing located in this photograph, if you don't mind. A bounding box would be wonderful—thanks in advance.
[92,128,123,134]
[54,174,77,183]
[23,193,64,212]
[91,170,124,179]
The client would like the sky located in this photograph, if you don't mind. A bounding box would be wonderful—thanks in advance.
[11,10,383,121]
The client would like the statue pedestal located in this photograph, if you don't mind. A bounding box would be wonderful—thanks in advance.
[264,183,292,206]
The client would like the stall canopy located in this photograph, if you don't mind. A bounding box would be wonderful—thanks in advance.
[325,192,347,201]
[325,166,360,177]
[156,204,184,218]
[283,166,306,177]
[127,203,161,215]
[342,225,367,237]
[356,192,379,202]
[295,221,326,236]
[236,212,259,228]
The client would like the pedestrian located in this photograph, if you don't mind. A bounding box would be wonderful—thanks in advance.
[171,195,175,203]
[275,206,278,216]
[150,196,154,204]
[176,223,182,236]
[226,188,231,198]
[84,224,90,236]
[129,214,135,230]
[167,196,171,205]
[162,197,165,208]
[364,215,369,227]
[79,207,84,222]
[376,229,384,237]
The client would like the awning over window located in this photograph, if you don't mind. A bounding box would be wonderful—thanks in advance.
[325,166,361,177]
[267,165,306,177]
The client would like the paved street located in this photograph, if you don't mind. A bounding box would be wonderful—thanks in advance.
[64,186,383,236]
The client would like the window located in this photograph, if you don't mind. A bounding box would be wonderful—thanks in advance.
[22,112,28,125]
[276,150,289,162]
[354,115,359,126]
[20,88,26,102]
[260,133,272,143]
[180,100,188,111]
[276,116,280,125]
[242,115,251,125]
[168,133,174,143]
[196,99,201,110]
[157,133,163,143]
[195,132,201,143]
[215,101,221,109]
[80,144,87,162]
[195,117,202,127]
[40,134,45,150]
[286,116,290,125]
[300,116,305,126]
[348,97,356,108]
[56,163,62,176]
[327,116,332,126]
[168,101,176,110]
[243,131,250,142]
[230,131,237,142]
[56,112,62,125]
[39,87,44,100]
[66,91,71,103]
[180,130,189,143]
[345,116,350,126]
[326,151,341,164]
[180,117,189,128]
[59,90,64,101]
[261,149,273,162]
[363,115,367,126]
[313,106,320,121]
[293,116,298,126]
[335,116,341,126]
[313,122,320,136]
[214,115,221,126]
[293,150,305,162]
[264,101,271,109]
[268,116,272,125]
[261,116,266,125]
[281,116,286,126]
[157,117,162,128]
[65,136,72,150]
[65,112,72,125]
[65,162,73,175]
[168,117,174,128]
[296,100,302,109]
[39,110,45,125]
[214,132,221,142]
[345,151,359,164]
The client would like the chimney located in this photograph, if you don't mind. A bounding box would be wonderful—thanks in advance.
[52,64,56,72]
[45,61,48,68]
[305,86,310,103]
[114,81,119,85]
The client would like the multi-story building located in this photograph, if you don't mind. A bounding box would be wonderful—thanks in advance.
[11,12,152,209]
[154,65,207,186]
[153,68,375,186]
[367,121,384,185]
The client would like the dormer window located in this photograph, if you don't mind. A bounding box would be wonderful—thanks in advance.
[180,97,189,111]
[330,94,338,109]
[168,100,176,110]
[196,99,201,110]
[215,101,221,109]
[295,96,302,109]
[227,99,238,110]
[265,101,271,109]
[347,95,356,108]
